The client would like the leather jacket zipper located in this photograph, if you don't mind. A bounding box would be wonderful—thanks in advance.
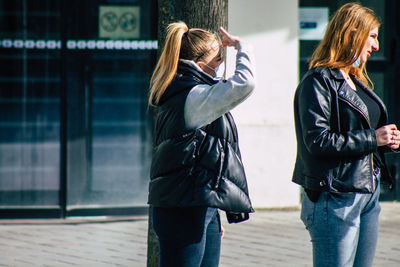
[338,96,372,128]
[338,96,375,191]
[370,155,375,192]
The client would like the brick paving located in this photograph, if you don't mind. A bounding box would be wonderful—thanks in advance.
[0,202,399,266]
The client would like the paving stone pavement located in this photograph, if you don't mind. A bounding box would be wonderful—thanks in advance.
[0,202,399,266]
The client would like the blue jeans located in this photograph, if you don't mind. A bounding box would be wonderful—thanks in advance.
[301,175,381,267]
[152,206,221,267]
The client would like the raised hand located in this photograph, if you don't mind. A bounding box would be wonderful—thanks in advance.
[219,27,241,49]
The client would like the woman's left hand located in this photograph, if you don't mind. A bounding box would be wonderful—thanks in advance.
[221,224,225,239]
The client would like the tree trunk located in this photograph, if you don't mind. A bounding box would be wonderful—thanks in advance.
[146,1,228,266]
[157,0,228,51]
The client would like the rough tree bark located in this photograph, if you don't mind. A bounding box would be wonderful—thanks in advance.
[146,1,228,266]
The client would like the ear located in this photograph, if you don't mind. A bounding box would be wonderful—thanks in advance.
[346,30,358,56]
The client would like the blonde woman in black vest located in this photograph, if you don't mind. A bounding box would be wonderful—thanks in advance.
[148,21,255,266]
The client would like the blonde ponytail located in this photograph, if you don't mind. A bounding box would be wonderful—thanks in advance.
[149,21,218,105]
[149,22,188,105]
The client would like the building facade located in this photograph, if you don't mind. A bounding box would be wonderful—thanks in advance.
[1,0,399,218]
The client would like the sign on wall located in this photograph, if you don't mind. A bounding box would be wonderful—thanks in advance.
[299,7,329,40]
[99,6,140,39]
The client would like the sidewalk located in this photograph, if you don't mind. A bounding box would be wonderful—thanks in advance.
[0,202,399,266]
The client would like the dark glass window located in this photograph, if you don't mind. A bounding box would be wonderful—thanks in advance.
[0,0,156,216]
[65,1,156,210]
[0,1,61,206]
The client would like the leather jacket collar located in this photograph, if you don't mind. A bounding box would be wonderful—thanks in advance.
[329,68,388,127]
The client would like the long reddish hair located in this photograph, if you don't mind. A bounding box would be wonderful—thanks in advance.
[309,3,380,88]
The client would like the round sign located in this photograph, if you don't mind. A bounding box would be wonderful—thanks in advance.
[100,12,119,32]
[119,12,137,32]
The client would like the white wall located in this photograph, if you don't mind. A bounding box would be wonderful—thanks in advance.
[227,0,300,207]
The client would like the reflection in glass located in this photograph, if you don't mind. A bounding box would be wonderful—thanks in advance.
[0,1,61,206]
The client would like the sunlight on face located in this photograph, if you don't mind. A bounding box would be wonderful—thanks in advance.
[360,27,379,64]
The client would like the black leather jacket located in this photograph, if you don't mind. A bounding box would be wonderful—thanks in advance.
[292,67,395,193]
[148,62,253,213]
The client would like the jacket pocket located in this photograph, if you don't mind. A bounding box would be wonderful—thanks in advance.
[331,155,372,193]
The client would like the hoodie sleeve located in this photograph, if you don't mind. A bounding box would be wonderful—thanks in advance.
[184,43,255,130]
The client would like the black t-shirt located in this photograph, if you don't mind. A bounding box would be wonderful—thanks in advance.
[354,84,381,129]
[355,84,383,169]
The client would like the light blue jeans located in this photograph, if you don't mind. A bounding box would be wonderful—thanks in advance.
[301,175,381,267]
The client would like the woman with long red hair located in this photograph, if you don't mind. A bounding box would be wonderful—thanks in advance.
[293,3,400,266]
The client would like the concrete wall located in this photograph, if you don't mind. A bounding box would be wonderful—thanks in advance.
[227,0,300,207]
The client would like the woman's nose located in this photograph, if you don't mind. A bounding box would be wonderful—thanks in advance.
[373,40,379,51]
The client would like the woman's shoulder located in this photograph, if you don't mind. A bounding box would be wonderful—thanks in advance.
[297,66,343,96]
[300,66,342,85]
[307,66,342,80]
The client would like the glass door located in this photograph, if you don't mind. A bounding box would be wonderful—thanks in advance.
[64,0,156,216]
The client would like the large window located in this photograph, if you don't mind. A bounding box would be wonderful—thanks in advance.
[0,1,61,208]
[0,0,156,218]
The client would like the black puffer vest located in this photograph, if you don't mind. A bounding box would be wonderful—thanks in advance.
[148,62,253,213]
